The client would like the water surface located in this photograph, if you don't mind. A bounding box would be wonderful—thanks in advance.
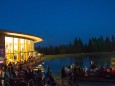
[42,55,115,76]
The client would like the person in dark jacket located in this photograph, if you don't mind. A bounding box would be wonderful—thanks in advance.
[61,67,66,85]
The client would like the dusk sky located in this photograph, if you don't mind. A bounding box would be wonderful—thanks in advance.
[0,0,115,47]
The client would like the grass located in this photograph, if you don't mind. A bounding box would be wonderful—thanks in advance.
[44,54,82,60]
[44,51,115,60]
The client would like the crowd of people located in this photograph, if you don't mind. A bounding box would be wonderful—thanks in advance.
[1,55,115,86]
[61,62,115,85]
[0,56,58,86]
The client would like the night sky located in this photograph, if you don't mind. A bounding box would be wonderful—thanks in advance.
[0,0,115,47]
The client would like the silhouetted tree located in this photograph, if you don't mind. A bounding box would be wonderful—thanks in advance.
[112,35,115,51]
[73,38,83,53]
[91,37,98,52]
[35,35,115,55]
[97,36,105,52]
[105,37,111,51]
[87,39,93,52]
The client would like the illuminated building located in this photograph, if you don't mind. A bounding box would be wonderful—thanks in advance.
[0,30,43,64]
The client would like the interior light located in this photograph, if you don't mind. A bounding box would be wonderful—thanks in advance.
[5,37,13,43]
[20,39,24,44]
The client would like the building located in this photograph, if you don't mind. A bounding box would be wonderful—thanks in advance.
[0,30,43,64]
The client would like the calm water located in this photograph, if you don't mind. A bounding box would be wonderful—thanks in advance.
[42,55,115,77]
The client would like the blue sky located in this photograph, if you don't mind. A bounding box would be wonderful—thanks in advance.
[0,0,115,46]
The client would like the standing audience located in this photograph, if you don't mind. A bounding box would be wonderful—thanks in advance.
[0,56,58,86]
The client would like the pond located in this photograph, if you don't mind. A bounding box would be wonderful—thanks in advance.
[42,55,115,77]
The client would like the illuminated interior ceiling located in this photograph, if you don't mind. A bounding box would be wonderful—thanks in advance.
[0,30,43,43]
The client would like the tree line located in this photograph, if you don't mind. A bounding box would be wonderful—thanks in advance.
[35,35,115,55]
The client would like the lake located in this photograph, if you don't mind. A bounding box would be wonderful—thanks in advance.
[42,54,115,77]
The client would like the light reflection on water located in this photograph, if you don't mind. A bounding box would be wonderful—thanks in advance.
[42,55,115,77]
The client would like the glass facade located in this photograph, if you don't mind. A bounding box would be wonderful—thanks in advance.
[5,36,34,64]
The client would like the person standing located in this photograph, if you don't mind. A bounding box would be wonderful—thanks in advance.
[61,66,66,85]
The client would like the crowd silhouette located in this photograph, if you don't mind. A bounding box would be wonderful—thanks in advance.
[61,63,115,86]
[0,56,58,86]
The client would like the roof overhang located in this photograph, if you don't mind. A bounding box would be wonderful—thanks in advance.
[0,29,43,43]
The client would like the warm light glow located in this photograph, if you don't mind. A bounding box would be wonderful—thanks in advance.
[14,45,17,51]
[5,32,43,42]
[28,40,30,44]
[5,36,35,63]
[20,39,24,44]
[38,53,41,56]
[14,38,18,44]
[0,30,43,64]
[5,37,13,43]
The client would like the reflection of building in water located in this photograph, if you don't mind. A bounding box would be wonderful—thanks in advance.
[0,30,43,64]
[111,58,115,68]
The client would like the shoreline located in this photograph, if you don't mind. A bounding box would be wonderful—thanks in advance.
[44,51,115,60]
[43,52,115,85]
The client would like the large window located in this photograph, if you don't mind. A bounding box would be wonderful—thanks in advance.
[5,37,34,63]
[5,37,13,54]
[14,38,18,53]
